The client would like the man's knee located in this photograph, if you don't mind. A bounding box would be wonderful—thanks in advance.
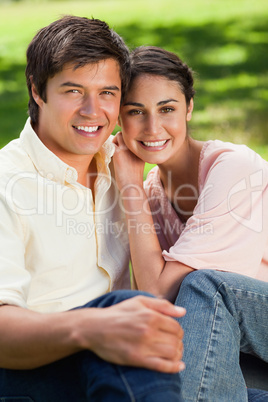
[100,289,154,307]
[80,289,155,309]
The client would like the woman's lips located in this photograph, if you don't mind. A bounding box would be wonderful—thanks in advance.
[139,139,169,150]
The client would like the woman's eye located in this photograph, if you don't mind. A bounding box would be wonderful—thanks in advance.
[128,109,143,115]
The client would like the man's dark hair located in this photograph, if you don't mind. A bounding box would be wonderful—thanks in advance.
[26,15,130,124]
[129,46,195,106]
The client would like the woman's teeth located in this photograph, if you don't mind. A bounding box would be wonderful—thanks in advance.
[142,140,167,147]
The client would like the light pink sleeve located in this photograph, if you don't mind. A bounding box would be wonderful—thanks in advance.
[163,146,268,279]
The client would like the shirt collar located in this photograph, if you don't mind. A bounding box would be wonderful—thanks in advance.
[20,118,115,185]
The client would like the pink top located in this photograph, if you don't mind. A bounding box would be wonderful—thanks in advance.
[144,140,268,282]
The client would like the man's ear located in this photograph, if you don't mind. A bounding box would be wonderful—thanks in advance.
[30,76,43,108]
[186,98,194,122]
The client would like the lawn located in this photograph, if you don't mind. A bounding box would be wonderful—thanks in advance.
[0,0,268,163]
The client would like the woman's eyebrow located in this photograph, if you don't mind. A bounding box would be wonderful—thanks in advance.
[157,99,179,106]
[123,101,144,107]
[123,99,179,107]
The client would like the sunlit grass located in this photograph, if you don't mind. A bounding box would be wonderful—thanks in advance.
[0,0,267,157]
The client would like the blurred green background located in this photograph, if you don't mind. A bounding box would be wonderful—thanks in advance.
[0,0,268,165]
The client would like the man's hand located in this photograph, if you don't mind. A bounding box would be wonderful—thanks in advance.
[0,296,185,372]
[84,295,186,373]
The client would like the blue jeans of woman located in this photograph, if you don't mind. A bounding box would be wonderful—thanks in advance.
[0,290,182,402]
[176,270,268,402]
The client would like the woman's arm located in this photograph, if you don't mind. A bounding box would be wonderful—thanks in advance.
[113,133,193,301]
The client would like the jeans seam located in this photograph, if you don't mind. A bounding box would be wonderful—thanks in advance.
[196,298,219,401]
[197,283,248,401]
[116,367,136,402]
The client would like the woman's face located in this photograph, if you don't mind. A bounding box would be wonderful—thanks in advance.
[119,74,193,166]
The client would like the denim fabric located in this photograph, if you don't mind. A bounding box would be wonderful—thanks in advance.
[175,270,268,402]
[247,388,268,402]
[0,290,182,402]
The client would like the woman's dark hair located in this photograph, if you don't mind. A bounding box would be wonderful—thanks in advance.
[26,15,130,124]
[129,46,195,105]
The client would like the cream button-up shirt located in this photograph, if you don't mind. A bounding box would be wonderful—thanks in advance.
[0,119,130,313]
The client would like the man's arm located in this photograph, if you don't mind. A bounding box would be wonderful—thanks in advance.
[0,296,185,372]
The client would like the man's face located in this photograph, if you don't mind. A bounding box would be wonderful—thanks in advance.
[32,59,121,165]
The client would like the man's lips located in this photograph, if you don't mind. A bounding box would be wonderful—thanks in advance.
[73,125,99,133]
[72,125,102,137]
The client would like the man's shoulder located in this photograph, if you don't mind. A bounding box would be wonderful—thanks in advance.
[0,138,32,180]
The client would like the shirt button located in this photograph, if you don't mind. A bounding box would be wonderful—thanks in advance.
[65,168,75,183]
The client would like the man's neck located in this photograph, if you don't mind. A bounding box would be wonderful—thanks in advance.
[68,156,97,190]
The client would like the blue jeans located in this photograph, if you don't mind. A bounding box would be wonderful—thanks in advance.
[0,290,182,402]
[175,270,268,402]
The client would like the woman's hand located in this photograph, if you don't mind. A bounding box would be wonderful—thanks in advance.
[113,132,145,192]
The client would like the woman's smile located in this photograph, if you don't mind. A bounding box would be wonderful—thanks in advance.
[120,73,193,166]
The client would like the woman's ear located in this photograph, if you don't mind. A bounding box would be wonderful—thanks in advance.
[186,98,194,121]
[30,76,43,108]
[117,115,122,127]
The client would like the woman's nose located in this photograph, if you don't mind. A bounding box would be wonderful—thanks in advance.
[144,114,161,136]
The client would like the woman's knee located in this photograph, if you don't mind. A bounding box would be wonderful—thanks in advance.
[180,269,223,290]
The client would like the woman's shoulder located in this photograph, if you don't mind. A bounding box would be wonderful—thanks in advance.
[200,140,268,185]
[201,139,265,162]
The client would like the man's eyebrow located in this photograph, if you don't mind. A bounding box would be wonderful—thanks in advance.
[123,99,179,107]
[60,82,120,91]
[103,85,120,91]
[60,82,84,88]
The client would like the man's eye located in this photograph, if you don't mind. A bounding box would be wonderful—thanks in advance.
[161,107,174,113]
[101,91,114,96]
[67,89,80,94]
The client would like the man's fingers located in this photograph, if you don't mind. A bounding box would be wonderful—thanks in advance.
[141,356,186,374]
[154,338,184,361]
[137,295,186,318]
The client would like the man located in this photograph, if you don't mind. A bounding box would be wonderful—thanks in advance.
[0,16,185,401]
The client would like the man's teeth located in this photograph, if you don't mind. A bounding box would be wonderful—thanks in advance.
[76,126,99,132]
[142,140,167,147]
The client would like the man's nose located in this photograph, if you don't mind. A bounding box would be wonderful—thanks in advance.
[79,95,99,118]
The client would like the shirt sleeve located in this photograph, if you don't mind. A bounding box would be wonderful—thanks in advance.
[0,191,30,308]
[163,148,268,278]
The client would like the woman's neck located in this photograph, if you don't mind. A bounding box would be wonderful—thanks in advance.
[159,138,204,222]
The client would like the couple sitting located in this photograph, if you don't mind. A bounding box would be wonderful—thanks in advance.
[0,15,267,401]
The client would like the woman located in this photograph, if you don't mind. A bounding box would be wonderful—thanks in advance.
[113,46,268,401]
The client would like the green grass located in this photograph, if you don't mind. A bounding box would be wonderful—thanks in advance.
[0,0,268,159]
